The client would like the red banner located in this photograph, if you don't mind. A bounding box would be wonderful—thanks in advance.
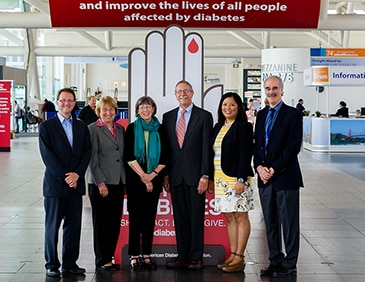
[49,0,320,28]
[0,81,11,152]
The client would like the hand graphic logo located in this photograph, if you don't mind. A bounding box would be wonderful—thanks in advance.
[128,25,223,122]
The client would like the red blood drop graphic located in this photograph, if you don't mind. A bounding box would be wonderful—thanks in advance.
[188,38,199,54]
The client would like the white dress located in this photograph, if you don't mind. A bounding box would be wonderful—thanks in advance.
[213,125,254,213]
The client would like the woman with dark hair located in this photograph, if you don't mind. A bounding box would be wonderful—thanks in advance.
[212,92,254,273]
[125,96,166,270]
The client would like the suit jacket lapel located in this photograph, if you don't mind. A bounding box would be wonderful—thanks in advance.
[183,105,199,145]
[168,108,180,148]
[101,126,118,145]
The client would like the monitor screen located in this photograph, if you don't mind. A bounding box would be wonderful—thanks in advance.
[76,101,85,108]
[361,107,365,116]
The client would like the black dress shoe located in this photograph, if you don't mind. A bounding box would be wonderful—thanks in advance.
[187,260,203,270]
[165,258,188,268]
[97,265,117,271]
[260,264,281,276]
[272,266,297,278]
[46,268,61,277]
[62,266,86,275]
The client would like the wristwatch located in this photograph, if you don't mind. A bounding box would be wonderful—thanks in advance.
[237,178,245,183]
[237,178,249,186]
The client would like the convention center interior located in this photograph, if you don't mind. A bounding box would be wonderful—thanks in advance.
[1,0,365,281]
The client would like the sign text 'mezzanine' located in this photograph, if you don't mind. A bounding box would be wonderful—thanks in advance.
[262,63,298,72]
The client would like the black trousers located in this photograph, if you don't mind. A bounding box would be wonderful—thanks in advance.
[89,183,124,267]
[127,179,161,256]
[170,182,205,261]
[44,193,82,270]
[259,185,300,269]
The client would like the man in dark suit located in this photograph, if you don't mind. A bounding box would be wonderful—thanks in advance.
[295,98,305,116]
[77,95,98,125]
[39,88,91,277]
[162,80,213,270]
[254,76,303,278]
[329,100,349,117]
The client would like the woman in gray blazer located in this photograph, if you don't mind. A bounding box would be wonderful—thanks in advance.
[88,96,126,271]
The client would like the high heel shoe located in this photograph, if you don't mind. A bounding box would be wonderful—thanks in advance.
[141,256,157,270]
[217,261,230,270]
[222,261,245,272]
[222,253,246,273]
[217,252,236,270]
[129,256,142,271]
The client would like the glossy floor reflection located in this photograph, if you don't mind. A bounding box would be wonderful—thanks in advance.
[1,135,365,282]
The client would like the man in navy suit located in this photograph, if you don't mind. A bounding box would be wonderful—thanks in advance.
[39,88,91,277]
[254,76,303,278]
[329,100,349,118]
[162,80,213,270]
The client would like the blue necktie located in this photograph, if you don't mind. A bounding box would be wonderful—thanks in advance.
[62,119,73,147]
[265,108,275,147]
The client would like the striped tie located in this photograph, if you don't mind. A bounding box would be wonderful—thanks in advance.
[177,109,186,148]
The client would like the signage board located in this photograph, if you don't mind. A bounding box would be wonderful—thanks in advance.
[49,0,321,28]
[0,80,12,152]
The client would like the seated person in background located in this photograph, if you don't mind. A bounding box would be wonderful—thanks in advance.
[329,101,349,118]
[27,107,43,124]
[78,96,98,125]
[355,109,361,118]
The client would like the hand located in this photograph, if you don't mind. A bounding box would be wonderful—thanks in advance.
[163,176,170,192]
[234,181,245,194]
[197,177,208,195]
[207,180,214,194]
[257,165,274,184]
[146,182,153,192]
[98,184,109,197]
[128,25,223,122]
[141,172,155,184]
[65,172,79,189]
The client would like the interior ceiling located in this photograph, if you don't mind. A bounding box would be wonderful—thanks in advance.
[1,0,365,61]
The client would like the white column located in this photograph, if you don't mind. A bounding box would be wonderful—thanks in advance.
[261,48,311,108]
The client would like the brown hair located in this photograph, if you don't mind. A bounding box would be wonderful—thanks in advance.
[56,88,76,101]
[135,96,157,116]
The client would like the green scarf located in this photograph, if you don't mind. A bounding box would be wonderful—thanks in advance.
[134,116,161,173]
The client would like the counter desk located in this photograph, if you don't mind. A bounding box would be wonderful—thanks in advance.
[303,117,365,152]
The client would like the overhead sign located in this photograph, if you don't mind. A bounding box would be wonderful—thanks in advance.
[49,0,321,28]
[311,48,365,66]
[329,66,365,85]
[304,66,365,86]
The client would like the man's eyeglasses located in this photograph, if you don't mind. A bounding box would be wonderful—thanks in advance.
[58,99,75,103]
[175,89,192,94]
[138,105,153,110]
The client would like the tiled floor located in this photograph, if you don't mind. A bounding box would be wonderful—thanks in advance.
[1,135,365,282]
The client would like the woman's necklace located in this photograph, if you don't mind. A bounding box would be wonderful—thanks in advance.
[224,120,234,127]
[106,124,114,133]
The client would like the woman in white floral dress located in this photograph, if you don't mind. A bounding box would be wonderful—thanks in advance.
[211,92,254,273]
